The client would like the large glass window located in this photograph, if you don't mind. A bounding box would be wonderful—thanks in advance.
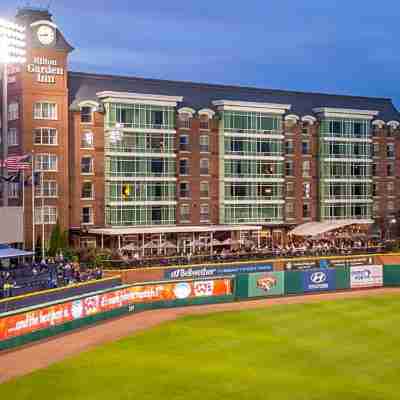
[36,180,58,198]
[35,154,57,171]
[34,128,58,145]
[35,206,58,224]
[106,157,175,178]
[34,102,57,120]
[223,111,282,133]
[105,103,175,129]
[106,205,175,226]
[320,119,370,138]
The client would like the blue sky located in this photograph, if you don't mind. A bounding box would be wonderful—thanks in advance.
[3,0,400,108]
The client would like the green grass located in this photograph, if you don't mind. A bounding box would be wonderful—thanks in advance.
[2,295,400,400]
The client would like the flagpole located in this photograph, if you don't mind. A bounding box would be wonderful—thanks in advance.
[41,169,45,261]
[32,152,35,254]
[22,168,25,250]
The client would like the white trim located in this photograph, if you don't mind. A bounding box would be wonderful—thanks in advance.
[177,107,195,116]
[301,115,317,125]
[89,224,262,235]
[387,120,400,129]
[108,201,177,207]
[323,137,372,143]
[224,132,284,140]
[224,155,284,161]
[323,178,373,183]
[284,114,300,122]
[313,107,379,120]
[212,100,291,114]
[78,100,100,111]
[30,20,58,29]
[105,151,176,158]
[198,108,215,118]
[106,176,177,182]
[224,200,285,205]
[323,199,373,204]
[105,127,176,135]
[224,177,285,183]
[97,91,183,106]
[372,119,386,128]
[324,157,373,163]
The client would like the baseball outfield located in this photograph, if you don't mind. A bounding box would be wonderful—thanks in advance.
[0,290,399,399]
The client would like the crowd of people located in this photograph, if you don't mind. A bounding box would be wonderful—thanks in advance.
[0,258,103,299]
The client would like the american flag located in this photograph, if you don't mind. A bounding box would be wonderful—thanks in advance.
[0,154,31,171]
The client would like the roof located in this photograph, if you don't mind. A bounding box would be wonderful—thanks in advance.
[0,245,34,259]
[289,220,373,237]
[89,225,262,236]
[68,71,399,121]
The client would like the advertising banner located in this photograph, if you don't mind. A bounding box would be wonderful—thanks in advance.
[165,264,272,280]
[247,272,285,298]
[303,269,336,293]
[0,279,232,341]
[323,257,373,269]
[350,265,383,288]
[285,261,318,271]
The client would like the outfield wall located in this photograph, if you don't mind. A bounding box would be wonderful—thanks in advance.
[2,263,400,352]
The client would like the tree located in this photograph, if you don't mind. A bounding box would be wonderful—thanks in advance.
[48,221,69,257]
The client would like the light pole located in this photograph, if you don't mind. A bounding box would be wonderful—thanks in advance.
[389,217,397,241]
[0,18,26,207]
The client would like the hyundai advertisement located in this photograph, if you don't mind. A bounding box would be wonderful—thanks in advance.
[303,269,336,292]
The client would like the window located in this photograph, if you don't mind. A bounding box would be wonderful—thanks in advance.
[35,154,57,171]
[199,135,209,152]
[81,156,94,174]
[81,182,94,199]
[373,143,379,157]
[8,128,18,146]
[81,207,94,224]
[372,163,377,176]
[286,182,294,197]
[387,163,394,176]
[179,113,191,129]
[302,127,309,135]
[285,161,294,176]
[179,159,189,175]
[388,201,394,212]
[81,131,94,148]
[179,182,190,198]
[200,181,209,198]
[34,128,57,145]
[34,102,57,120]
[8,102,19,121]
[302,141,310,155]
[81,106,93,123]
[36,180,58,198]
[285,140,294,155]
[302,160,311,177]
[200,115,209,130]
[180,204,190,222]
[151,159,163,174]
[387,143,395,158]
[372,183,377,197]
[373,202,379,216]
[35,206,57,224]
[8,182,19,199]
[200,158,209,175]
[200,204,210,222]
[303,203,310,218]
[286,202,294,219]
[303,182,311,199]
[179,135,189,151]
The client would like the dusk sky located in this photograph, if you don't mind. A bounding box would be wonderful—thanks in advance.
[3,0,400,107]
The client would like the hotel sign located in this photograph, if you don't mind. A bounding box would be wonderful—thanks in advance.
[27,56,64,84]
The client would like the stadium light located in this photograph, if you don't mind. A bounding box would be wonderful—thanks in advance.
[0,18,26,206]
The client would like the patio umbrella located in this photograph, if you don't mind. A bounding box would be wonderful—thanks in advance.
[121,243,139,251]
[141,241,160,249]
[161,241,177,249]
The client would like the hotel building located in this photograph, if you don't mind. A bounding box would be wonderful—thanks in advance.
[2,7,400,250]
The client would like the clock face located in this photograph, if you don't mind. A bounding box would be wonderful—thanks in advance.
[37,25,55,46]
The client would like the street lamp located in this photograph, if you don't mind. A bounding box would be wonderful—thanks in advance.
[0,18,26,207]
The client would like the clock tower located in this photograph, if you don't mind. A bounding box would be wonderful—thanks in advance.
[10,7,73,250]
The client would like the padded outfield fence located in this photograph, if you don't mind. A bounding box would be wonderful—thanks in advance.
[1,262,400,351]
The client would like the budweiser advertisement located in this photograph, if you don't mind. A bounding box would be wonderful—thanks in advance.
[0,279,232,341]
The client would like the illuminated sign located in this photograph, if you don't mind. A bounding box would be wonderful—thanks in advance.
[27,56,64,84]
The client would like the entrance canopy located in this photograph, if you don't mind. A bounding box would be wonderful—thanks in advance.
[0,245,34,259]
[89,225,262,236]
[289,219,373,238]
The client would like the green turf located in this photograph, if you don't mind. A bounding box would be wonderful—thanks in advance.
[1,295,400,400]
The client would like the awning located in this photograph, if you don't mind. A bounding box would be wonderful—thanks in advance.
[0,245,34,259]
[289,219,373,237]
[89,225,262,236]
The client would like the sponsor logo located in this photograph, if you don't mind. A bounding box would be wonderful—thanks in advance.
[194,281,214,297]
[310,271,327,284]
[71,300,84,320]
[173,283,192,299]
[351,269,372,281]
[256,275,278,292]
